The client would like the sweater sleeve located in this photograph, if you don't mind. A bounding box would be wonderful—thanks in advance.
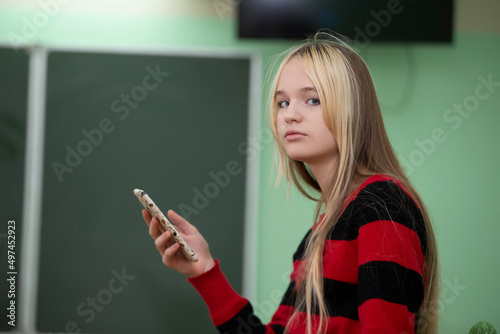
[188,260,292,334]
[354,181,427,333]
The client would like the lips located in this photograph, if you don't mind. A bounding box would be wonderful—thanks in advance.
[285,129,306,140]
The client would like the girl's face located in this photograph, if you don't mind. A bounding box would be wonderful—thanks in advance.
[275,57,339,166]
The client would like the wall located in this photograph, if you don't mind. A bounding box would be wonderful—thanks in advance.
[1,0,499,332]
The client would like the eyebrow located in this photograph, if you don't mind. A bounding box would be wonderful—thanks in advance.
[275,86,317,98]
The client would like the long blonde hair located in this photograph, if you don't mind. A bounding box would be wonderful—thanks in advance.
[268,31,439,334]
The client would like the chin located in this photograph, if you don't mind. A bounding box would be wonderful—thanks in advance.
[285,151,311,163]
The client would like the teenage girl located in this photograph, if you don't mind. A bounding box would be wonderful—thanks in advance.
[142,32,439,334]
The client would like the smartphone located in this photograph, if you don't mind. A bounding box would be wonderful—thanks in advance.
[134,189,198,262]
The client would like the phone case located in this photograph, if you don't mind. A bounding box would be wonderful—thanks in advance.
[134,189,198,262]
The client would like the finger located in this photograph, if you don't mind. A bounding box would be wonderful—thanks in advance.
[149,217,163,240]
[167,210,197,233]
[155,230,172,254]
[163,243,181,266]
[142,209,152,225]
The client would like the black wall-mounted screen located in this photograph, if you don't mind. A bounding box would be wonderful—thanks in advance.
[238,0,453,43]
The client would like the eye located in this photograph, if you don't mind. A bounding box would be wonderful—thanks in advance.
[278,101,289,108]
[307,98,320,106]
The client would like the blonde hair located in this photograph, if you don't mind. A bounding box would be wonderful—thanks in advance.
[267,31,440,334]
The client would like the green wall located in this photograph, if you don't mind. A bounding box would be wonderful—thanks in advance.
[1,4,499,333]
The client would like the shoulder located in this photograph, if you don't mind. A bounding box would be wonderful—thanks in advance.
[335,175,427,253]
[344,174,421,219]
[346,174,415,207]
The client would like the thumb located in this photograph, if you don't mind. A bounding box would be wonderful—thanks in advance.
[167,210,196,233]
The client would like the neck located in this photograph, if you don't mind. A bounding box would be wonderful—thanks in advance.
[307,156,339,193]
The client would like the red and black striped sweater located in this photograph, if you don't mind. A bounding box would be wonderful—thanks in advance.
[188,175,428,333]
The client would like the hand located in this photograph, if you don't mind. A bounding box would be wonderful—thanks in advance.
[143,209,216,278]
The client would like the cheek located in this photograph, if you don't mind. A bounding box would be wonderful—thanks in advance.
[276,114,285,135]
[275,118,288,147]
[314,116,338,151]
[321,132,338,154]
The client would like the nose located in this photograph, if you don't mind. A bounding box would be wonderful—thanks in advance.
[283,102,302,123]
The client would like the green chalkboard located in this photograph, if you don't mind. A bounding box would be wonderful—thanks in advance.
[38,50,251,333]
[0,46,29,333]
